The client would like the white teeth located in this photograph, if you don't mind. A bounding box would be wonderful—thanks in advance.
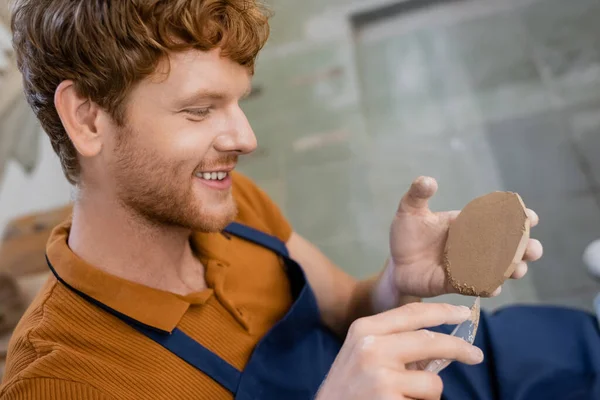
[198,171,228,180]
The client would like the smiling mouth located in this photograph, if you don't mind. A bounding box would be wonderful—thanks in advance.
[195,171,229,181]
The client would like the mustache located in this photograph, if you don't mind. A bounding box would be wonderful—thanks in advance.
[195,155,239,171]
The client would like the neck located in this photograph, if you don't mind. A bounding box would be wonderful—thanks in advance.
[68,188,207,296]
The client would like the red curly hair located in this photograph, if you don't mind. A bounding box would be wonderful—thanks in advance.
[11,0,271,184]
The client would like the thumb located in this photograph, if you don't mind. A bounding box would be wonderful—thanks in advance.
[398,176,438,213]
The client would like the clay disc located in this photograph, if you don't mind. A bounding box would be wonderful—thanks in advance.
[444,192,530,296]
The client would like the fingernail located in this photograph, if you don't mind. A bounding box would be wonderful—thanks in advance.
[469,346,484,362]
[458,306,471,317]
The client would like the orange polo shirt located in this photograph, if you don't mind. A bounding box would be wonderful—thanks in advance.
[0,172,294,400]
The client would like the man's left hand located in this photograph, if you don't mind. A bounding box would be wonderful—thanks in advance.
[385,176,543,299]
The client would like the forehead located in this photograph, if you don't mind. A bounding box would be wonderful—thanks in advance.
[137,48,252,102]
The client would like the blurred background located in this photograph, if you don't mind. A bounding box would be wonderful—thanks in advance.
[1,0,600,375]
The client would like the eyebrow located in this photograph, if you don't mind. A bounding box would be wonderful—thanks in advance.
[176,86,253,108]
[175,90,227,108]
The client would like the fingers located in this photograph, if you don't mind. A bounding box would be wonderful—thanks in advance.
[393,371,443,400]
[337,367,442,400]
[510,262,528,279]
[523,239,543,262]
[349,303,471,337]
[510,238,542,282]
[398,176,438,213]
[490,286,502,297]
[496,259,531,291]
[377,329,484,366]
[526,208,539,227]
[445,210,461,222]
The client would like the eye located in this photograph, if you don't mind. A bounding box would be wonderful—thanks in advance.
[184,108,211,119]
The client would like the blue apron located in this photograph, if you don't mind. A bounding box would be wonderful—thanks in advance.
[48,222,600,399]
[136,222,343,399]
[48,222,342,399]
[435,305,600,400]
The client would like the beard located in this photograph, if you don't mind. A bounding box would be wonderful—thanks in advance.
[111,127,238,233]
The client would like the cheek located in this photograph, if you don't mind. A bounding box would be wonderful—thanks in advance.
[151,121,214,161]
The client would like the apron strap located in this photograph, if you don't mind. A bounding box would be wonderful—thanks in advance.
[46,257,243,394]
[46,222,299,396]
[223,222,305,299]
[223,222,290,258]
[131,325,242,394]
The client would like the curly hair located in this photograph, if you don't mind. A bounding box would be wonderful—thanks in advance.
[10,0,271,184]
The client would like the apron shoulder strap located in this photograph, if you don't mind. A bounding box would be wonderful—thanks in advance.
[46,257,243,394]
[133,325,242,394]
[223,222,290,258]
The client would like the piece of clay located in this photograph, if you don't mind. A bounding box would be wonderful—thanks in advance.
[443,192,530,296]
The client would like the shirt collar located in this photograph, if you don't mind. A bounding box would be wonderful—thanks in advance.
[46,220,214,333]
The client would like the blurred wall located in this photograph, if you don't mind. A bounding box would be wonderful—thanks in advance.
[0,134,72,235]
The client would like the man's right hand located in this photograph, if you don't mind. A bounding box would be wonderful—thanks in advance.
[315,303,484,400]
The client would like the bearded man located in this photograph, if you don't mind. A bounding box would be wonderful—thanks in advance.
[1,1,599,399]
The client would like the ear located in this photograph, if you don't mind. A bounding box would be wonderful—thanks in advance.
[54,81,104,158]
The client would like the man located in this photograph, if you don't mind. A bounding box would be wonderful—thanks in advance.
[1,1,599,399]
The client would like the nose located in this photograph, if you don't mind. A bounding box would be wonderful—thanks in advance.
[213,105,257,155]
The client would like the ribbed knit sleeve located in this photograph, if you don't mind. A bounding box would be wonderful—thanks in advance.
[0,378,115,400]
